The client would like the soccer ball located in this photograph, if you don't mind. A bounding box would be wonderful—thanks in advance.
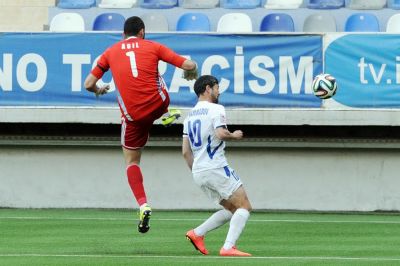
[312,73,337,99]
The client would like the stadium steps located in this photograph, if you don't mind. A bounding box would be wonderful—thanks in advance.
[2,134,400,149]
[0,0,55,31]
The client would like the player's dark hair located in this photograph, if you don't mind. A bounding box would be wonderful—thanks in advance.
[124,16,145,37]
[194,75,219,97]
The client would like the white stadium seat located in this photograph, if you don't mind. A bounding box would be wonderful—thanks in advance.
[303,13,337,32]
[49,13,85,32]
[264,0,303,9]
[98,0,138,8]
[386,13,400,32]
[217,13,253,32]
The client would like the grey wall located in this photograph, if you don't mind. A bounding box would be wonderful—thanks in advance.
[2,144,400,211]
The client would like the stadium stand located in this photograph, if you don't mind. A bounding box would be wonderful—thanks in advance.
[43,0,400,32]
[139,0,178,8]
[217,12,253,32]
[140,13,169,31]
[259,13,295,32]
[307,0,345,9]
[57,0,96,9]
[220,0,261,9]
[92,13,126,31]
[346,0,386,10]
[49,12,85,31]
[303,13,337,32]
[176,13,211,31]
[386,13,400,32]
[264,0,304,9]
[98,0,138,8]
[344,13,380,31]
[179,0,219,8]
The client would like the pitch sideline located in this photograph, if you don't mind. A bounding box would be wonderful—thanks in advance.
[1,253,400,262]
[1,216,400,224]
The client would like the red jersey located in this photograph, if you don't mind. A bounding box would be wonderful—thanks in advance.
[91,36,186,121]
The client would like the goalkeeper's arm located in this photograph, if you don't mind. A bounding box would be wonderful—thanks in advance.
[84,74,110,97]
[181,59,198,81]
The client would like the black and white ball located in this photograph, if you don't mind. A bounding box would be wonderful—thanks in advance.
[312,73,337,99]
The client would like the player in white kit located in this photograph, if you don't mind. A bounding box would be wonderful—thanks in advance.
[182,75,252,257]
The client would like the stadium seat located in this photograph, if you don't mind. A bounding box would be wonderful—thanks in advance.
[388,0,400,9]
[344,13,380,32]
[260,13,295,32]
[220,0,261,9]
[217,13,253,32]
[93,13,125,31]
[264,0,303,9]
[98,0,138,8]
[179,0,219,8]
[303,13,336,32]
[49,12,85,32]
[346,0,386,9]
[307,0,344,9]
[386,13,400,32]
[141,13,169,31]
[139,0,178,8]
[176,13,211,31]
[57,0,96,9]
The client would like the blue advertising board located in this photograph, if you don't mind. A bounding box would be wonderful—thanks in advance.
[0,33,322,108]
[326,34,400,108]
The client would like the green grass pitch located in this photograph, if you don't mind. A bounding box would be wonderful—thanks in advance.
[1,209,400,265]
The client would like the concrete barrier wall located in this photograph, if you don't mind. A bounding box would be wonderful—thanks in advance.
[2,145,400,211]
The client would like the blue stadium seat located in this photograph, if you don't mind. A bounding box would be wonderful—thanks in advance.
[220,0,261,8]
[307,0,344,9]
[58,0,96,9]
[344,13,380,32]
[388,0,400,9]
[179,0,219,8]
[346,0,386,9]
[176,13,211,31]
[139,0,178,8]
[260,13,295,32]
[93,13,126,31]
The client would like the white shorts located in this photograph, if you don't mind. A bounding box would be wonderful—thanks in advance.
[193,166,243,205]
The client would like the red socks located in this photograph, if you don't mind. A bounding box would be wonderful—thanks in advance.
[126,164,147,206]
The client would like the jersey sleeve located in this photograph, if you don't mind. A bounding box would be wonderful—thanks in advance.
[211,105,227,129]
[91,49,110,79]
[157,43,186,68]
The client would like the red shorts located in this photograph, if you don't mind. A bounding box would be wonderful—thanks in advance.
[121,100,169,150]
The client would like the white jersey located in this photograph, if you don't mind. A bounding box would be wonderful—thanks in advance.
[183,101,228,173]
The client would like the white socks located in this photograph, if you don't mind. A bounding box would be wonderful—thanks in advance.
[194,209,233,236]
[223,208,250,250]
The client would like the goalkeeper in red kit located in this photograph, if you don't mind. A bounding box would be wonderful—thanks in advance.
[84,16,197,233]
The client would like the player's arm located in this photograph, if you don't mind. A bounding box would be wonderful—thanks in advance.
[181,59,198,81]
[215,126,243,141]
[84,52,110,97]
[182,136,193,171]
[84,74,110,97]
[159,44,198,80]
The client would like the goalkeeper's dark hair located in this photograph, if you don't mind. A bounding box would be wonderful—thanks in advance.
[124,16,145,37]
[194,75,219,97]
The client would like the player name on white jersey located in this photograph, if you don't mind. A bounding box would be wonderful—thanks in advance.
[188,108,209,117]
